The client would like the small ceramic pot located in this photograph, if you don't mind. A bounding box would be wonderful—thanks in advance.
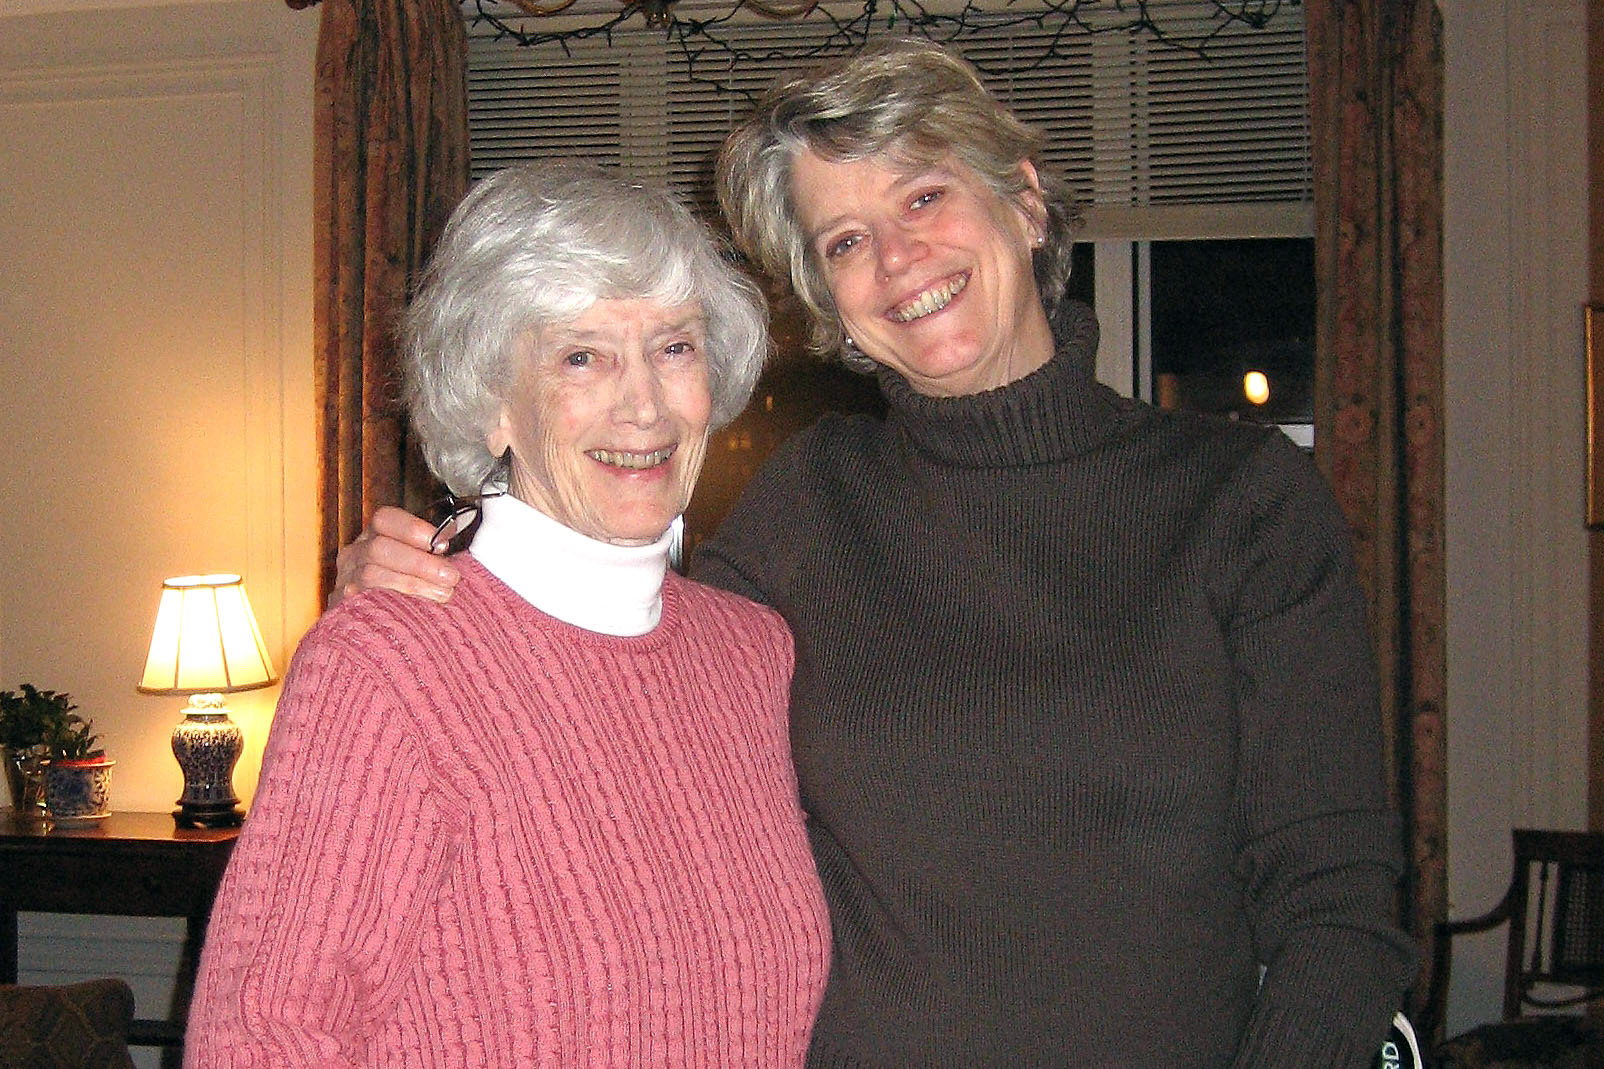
[44,756,115,826]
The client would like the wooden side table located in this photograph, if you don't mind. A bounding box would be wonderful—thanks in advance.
[0,810,239,1055]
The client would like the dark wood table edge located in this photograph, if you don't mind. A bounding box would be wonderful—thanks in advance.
[0,809,241,1052]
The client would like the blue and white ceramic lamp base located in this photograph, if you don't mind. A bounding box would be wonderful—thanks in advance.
[172,709,244,828]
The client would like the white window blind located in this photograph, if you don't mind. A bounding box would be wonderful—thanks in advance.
[466,0,1311,240]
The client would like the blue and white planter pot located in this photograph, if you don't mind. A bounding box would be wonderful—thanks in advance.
[44,757,114,826]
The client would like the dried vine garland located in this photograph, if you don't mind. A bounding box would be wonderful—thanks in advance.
[470,0,1298,95]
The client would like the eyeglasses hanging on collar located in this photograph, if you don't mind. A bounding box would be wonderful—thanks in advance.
[428,490,506,555]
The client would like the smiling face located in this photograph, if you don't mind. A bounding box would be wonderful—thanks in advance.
[790,149,1056,397]
[487,297,713,546]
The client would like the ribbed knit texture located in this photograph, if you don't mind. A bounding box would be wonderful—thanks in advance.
[692,300,1417,1068]
[186,561,830,1068]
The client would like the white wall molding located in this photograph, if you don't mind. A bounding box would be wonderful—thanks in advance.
[1,0,230,13]
[0,55,294,662]
[0,0,317,807]
[1503,2,1589,830]
[1443,0,1589,1034]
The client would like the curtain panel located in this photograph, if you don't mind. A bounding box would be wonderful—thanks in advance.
[292,0,470,602]
[1306,0,1447,1030]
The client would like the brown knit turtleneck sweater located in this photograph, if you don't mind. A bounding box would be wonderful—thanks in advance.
[693,301,1416,1068]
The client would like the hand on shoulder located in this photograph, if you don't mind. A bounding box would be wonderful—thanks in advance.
[328,505,462,610]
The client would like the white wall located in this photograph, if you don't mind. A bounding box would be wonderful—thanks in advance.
[0,0,319,814]
[0,2,318,1060]
[1441,0,1592,1035]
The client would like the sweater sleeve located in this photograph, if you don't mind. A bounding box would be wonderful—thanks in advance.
[1216,432,1418,1067]
[689,432,812,606]
[185,623,461,1068]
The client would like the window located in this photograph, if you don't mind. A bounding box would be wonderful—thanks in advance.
[464,0,1316,541]
[1150,237,1314,444]
[467,2,1311,229]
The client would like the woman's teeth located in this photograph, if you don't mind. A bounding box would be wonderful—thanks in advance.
[891,273,968,322]
[588,447,674,470]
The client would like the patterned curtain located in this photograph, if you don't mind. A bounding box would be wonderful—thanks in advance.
[1306,0,1447,1031]
[289,0,470,602]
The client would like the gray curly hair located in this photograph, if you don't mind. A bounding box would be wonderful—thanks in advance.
[404,162,770,495]
[716,38,1078,372]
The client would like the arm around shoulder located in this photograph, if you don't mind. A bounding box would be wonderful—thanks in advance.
[327,505,461,610]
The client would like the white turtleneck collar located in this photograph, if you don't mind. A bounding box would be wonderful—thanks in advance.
[468,493,672,637]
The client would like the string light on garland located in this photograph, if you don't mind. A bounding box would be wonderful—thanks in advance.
[471,0,1299,97]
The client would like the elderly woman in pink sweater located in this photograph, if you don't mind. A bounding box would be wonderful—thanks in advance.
[185,163,830,1067]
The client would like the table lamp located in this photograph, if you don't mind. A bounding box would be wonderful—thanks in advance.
[137,574,276,828]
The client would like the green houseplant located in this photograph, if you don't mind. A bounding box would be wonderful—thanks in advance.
[38,703,114,826]
[47,717,101,761]
[0,684,81,822]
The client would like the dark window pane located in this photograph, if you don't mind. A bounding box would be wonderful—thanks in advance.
[1066,242,1096,307]
[1150,238,1313,427]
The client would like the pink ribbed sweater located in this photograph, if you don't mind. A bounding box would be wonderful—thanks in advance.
[186,560,830,1068]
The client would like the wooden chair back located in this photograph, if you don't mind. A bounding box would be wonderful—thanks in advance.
[1427,828,1604,1041]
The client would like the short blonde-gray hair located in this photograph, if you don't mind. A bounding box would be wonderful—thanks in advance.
[717,38,1077,371]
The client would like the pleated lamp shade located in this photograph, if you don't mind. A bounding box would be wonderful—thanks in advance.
[138,574,276,695]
